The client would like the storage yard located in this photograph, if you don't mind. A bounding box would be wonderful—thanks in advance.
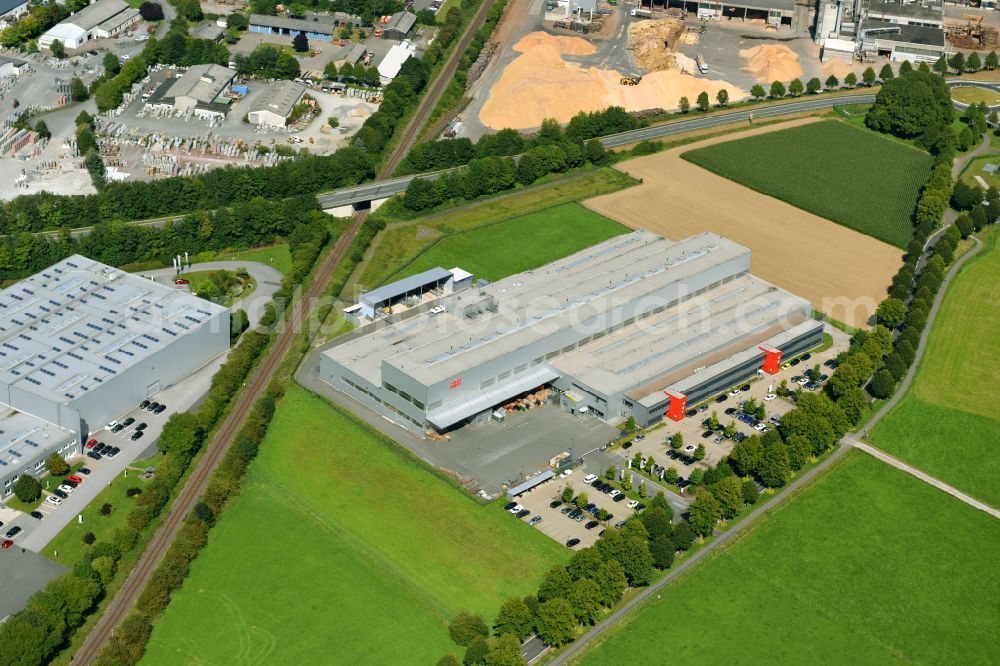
[584,119,902,329]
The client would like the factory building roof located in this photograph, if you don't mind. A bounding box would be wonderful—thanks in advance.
[96,7,139,33]
[552,274,811,399]
[247,79,307,119]
[858,18,945,46]
[249,12,361,34]
[0,406,74,474]
[384,10,416,34]
[65,0,130,30]
[0,255,226,405]
[378,42,415,79]
[325,231,750,387]
[359,267,453,310]
[0,0,26,16]
[158,64,236,104]
[863,0,943,22]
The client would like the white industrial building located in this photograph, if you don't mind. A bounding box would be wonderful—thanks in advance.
[322,232,823,436]
[378,41,416,83]
[0,255,229,497]
[145,64,237,118]
[39,0,140,51]
[247,79,307,127]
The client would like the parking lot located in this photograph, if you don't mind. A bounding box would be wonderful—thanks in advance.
[3,350,229,554]
[504,470,649,550]
[614,324,850,485]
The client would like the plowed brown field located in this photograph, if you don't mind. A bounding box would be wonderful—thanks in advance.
[584,119,903,329]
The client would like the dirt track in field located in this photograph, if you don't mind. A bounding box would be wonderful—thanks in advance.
[584,118,903,329]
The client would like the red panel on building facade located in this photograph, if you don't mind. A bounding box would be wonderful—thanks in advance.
[759,345,782,375]
[664,390,687,421]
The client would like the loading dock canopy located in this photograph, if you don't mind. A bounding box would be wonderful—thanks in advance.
[426,366,558,430]
[506,470,555,499]
[359,267,452,310]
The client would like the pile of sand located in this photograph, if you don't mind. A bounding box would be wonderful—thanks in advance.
[820,59,864,79]
[628,18,685,71]
[740,44,803,83]
[479,32,745,129]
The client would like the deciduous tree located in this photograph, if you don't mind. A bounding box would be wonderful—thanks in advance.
[494,597,533,641]
[687,491,721,537]
[450,611,489,647]
[535,598,576,647]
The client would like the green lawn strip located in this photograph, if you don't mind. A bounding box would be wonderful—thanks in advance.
[682,120,932,248]
[43,471,151,567]
[579,451,1000,665]
[396,203,628,283]
[143,385,566,663]
[356,168,635,288]
[867,228,1000,505]
[213,244,293,275]
[951,86,1000,106]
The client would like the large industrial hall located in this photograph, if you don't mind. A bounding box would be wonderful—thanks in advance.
[320,231,823,437]
[0,255,229,496]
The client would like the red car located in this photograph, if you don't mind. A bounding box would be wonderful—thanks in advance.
[1,540,12,549]
[174,278,189,285]
[66,475,83,484]
[85,439,98,449]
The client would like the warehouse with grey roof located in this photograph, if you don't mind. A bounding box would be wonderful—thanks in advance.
[320,231,823,436]
[247,80,307,127]
[0,255,229,497]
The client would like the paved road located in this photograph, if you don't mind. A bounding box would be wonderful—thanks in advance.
[137,260,284,327]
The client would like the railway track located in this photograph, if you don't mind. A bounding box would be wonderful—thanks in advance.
[71,3,500,662]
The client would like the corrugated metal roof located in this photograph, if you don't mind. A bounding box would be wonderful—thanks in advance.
[506,470,555,499]
[360,267,452,308]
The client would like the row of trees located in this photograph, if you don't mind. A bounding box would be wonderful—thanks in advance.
[234,44,301,80]
[401,107,638,174]
[402,138,608,211]
[933,50,999,76]
[152,17,231,67]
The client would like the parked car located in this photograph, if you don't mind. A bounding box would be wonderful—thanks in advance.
[608,489,620,499]
[633,434,645,442]
[684,444,696,453]
[728,389,740,397]
[569,509,583,519]
[626,499,638,509]
[549,500,562,509]
[621,440,633,450]
[131,431,144,441]
[824,359,839,369]
[529,515,542,526]
[701,430,713,438]
[146,402,160,412]
[87,451,102,460]
[153,404,166,414]
[85,439,98,449]
[516,509,531,519]
[583,474,597,484]
[123,417,135,427]
[685,408,697,418]
[805,381,821,391]
[800,353,811,361]
[698,404,709,413]
[1,539,12,549]
[140,400,150,409]
[715,394,727,403]
[105,420,118,430]
[66,475,83,484]
[614,520,627,529]
[635,503,646,511]
[764,393,776,401]
[46,496,62,506]
[566,538,581,548]
[508,504,524,514]
[30,511,43,520]
[561,506,573,515]
[112,424,125,433]
[53,489,68,499]
[504,501,517,511]
[174,278,189,285]
[78,467,91,476]
[741,384,751,391]
[57,484,74,494]
[585,520,599,530]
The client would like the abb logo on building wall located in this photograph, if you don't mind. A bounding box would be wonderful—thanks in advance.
[449,378,462,389]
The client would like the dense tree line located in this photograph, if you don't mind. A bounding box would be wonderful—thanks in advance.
[865,68,954,138]
[402,136,608,212]
[150,18,231,67]
[401,107,638,174]
[234,45,301,80]
[0,194,326,281]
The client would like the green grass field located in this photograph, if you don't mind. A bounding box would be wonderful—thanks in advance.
[44,467,151,566]
[143,386,566,664]
[395,203,627,283]
[683,120,932,248]
[213,244,293,276]
[952,86,1000,106]
[579,451,1000,665]
[867,228,1000,506]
